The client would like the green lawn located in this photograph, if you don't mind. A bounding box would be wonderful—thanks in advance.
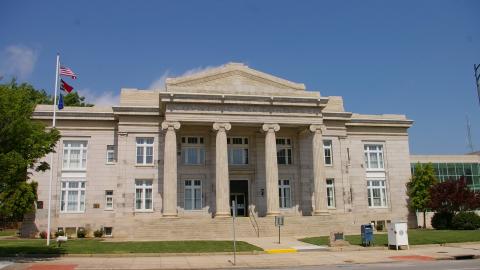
[300,229,480,247]
[0,239,262,256]
[0,230,17,237]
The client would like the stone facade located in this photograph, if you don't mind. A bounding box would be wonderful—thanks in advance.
[24,63,414,239]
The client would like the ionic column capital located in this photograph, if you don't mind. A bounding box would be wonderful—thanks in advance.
[262,123,280,132]
[161,121,181,131]
[213,122,231,132]
[309,124,325,134]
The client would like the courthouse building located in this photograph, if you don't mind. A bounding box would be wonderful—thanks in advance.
[24,63,414,239]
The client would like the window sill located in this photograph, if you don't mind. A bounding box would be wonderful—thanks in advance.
[61,169,87,172]
[368,206,388,209]
[325,164,333,167]
[60,211,85,214]
[135,164,155,167]
[327,207,336,210]
[134,210,154,213]
[105,162,116,165]
[365,169,385,172]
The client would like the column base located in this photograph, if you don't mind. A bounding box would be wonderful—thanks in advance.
[266,212,281,217]
[215,212,231,218]
[313,210,330,216]
[162,213,178,218]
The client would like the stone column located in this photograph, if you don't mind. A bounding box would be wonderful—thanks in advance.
[262,123,281,216]
[161,121,181,217]
[310,125,329,216]
[213,122,231,217]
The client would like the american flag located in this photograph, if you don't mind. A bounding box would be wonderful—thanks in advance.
[59,66,77,79]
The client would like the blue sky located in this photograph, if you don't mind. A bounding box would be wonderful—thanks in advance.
[1,0,479,154]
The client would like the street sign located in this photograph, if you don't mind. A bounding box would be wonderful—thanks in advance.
[275,216,284,227]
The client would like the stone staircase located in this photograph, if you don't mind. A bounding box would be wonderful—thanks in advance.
[116,214,359,240]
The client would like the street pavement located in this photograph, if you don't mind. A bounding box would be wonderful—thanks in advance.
[1,242,479,270]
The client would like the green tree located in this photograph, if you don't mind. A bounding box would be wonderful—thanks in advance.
[63,92,93,107]
[0,81,61,221]
[407,163,438,228]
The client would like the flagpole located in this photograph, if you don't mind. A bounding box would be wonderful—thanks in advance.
[46,53,60,246]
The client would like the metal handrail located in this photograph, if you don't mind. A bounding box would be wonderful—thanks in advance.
[248,206,260,237]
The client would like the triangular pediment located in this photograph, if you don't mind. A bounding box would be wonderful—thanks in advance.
[165,63,308,96]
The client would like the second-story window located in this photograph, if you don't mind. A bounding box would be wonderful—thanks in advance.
[277,138,292,165]
[364,144,384,170]
[323,140,332,166]
[228,137,248,165]
[106,145,116,163]
[63,141,88,170]
[136,138,154,165]
[181,137,205,165]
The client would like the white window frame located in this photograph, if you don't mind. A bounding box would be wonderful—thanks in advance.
[184,180,202,210]
[106,145,116,164]
[323,140,333,166]
[136,138,154,165]
[62,141,88,171]
[367,179,388,208]
[277,138,293,165]
[135,180,153,212]
[105,190,114,210]
[364,144,385,171]
[227,137,249,165]
[60,180,86,213]
[181,137,205,165]
[278,179,292,209]
[326,179,335,208]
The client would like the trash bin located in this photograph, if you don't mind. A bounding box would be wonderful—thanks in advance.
[361,224,374,246]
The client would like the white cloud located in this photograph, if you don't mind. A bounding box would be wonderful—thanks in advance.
[147,65,219,89]
[0,45,37,79]
[149,70,170,89]
[77,88,120,107]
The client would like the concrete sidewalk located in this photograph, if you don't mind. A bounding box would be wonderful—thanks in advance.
[3,243,480,270]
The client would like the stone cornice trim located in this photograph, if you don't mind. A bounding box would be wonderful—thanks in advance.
[160,92,327,108]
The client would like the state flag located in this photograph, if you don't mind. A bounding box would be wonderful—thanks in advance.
[60,79,74,93]
[58,93,64,110]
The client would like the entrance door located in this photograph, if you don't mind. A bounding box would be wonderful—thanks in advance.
[230,180,248,217]
[230,193,246,217]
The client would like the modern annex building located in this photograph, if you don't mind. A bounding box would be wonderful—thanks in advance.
[23,63,414,239]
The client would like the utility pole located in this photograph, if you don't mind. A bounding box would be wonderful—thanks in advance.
[466,116,474,153]
[475,64,480,105]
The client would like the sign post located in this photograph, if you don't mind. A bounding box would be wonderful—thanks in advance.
[232,200,237,266]
[275,216,284,244]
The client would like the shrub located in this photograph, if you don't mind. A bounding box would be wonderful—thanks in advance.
[93,229,103,238]
[431,211,454,229]
[55,230,65,237]
[452,211,480,230]
[39,231,48,239]
[77,227,86,238]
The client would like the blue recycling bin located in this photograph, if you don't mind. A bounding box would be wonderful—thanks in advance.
[361,224,374,246]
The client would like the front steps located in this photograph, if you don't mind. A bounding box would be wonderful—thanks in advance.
[116,214,359,240]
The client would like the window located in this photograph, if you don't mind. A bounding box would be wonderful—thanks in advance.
[105,190,114,210]
[228,137,249,165]
[326,179,335,208]
[136,138,154,165]
[364,144,384,170]
[104,227,113,237]
[135,180,153,211]
[367,180,387,207]
[184,180,202,210]
[60,181,86,212]
[106,145,116,163]
[278,179,291,208]
[181,137,205,165]
[323,140,332,166]
[277,138,292,165]
[62,141,87,170]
